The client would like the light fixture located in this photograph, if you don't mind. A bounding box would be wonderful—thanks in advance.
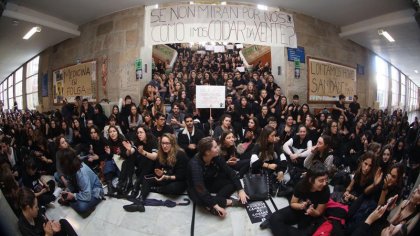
[378,29,395,42]
[257,4,268,11]
[23,26,41,40]
[221,1,227,5]
[415,70,419,74]
[153,4,159,9]
[189,1,194,4]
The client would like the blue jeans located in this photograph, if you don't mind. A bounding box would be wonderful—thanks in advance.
[70,197,102,216]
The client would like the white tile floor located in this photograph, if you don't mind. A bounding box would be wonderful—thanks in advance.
[44,191,289,236]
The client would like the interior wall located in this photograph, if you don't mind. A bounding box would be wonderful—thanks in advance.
[38,4,377,112]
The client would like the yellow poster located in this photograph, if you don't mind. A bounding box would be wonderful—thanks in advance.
[308,58,356,102]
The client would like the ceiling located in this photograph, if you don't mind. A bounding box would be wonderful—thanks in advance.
[1,0,419,85]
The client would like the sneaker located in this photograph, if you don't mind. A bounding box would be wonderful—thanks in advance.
[260,219,270,229]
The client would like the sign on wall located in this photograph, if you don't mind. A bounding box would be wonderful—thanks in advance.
[287,46,305,63]
[148,4,297,47]
[53,61,97,104]
[195,85,225,108]
[308,57,356,103]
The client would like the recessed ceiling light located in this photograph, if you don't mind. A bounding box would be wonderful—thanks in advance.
[23,26,41,40]
[257,4,268,11]
[221,1,227,5]
[415,70,419,74]
[378,29,395,42]
[189,1,194,4]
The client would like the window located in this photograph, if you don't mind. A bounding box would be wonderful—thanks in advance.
[15,67,23,110]
[400,73,406,108]
[0,82,4,110]
[7,75,13,111]
[409,80,419,111]
[375,56,389,109]
[391,67,399,107]
[26,56,39,110]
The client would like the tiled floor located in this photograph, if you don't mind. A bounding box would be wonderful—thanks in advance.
[44,190,289,236]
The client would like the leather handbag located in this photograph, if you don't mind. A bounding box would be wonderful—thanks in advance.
[243,172,269,201]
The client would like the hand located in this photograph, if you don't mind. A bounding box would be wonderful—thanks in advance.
[374,168,383,186]
[137,145,144,154]
[213,205,227,218]
[238,189,249,204]
[300,200,310,210]
[365,205,387,225]
[88,157,94,162]
[188,144,196,150]
[290,153,299,163]
[63,191,75,200]
[305,204,317,216]
[122,141,132,151]
[154,168,164,177]
[227,156,238,166]
[155,175,166,182]
[276,171,284,182]
[51,220,61,233]
[43,221,53,236]
[104,146,111,154]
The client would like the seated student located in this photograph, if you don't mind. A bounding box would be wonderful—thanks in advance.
[103,115,124,139]
[281,125,313,169]
[352,186,419,236]
[343,151,376,203]
[218,130,251,177]
[187,137,248,218]
[0,171,21,216]
[21,158,56,208]
[304,135,335,174]
[260,161,330,235]
[18,187,77,236]
[129,124,158,198]
[178,114,205,159]
[166,103,185,135]
[377,145,393,172]
[212,114,234,141]
[85,126,107,177]
[277,115,296,146]
[123,133,188,212]
[0,136,20,178]
[151,112,174,141]
[58,148,104,217]
[250,125,286,196]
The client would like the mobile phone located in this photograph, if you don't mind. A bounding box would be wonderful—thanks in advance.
[386,195,398,209]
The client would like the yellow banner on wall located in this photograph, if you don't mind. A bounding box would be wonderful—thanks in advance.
[308,57,356,102]
[53,61,97,104]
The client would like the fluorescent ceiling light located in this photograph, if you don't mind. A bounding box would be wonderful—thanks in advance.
[257,4,268,11]
[189,1,194,4]
[221,1,227,5]
[23,26,41,40]
[378,29,395,42]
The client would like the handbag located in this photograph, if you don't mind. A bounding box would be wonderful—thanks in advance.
[243,171,269,201]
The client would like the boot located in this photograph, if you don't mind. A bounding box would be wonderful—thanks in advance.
[107,180,116,196]
[123,194,145,212]
[122,178,133,196]
[128,179,141,199]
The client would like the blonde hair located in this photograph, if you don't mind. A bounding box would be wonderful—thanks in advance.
[158,133,179,167]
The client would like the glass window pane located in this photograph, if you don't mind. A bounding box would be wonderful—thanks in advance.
[8,86,13,99]
[26,56,39,77]
[15,96,22,110]
[15,81,22,97]
[15,67,23,83]
[8,75,13,88]
[8,98,13,110]
[26,75,38,94]
[27,93,39,110]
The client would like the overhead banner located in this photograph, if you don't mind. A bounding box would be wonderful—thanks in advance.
[148,4,297,47]
[308,57,356,103]
[53,61,97,104]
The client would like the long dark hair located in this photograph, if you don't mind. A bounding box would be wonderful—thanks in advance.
[354,151,376,184]
[257,125,275,161]
[57,148,82,176]
[219,130,236,159]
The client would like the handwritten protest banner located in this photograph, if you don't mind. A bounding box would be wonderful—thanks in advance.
[148,4,297,47]
[196,85,225,108]
[308,57,356,103]
[53,61,97,104]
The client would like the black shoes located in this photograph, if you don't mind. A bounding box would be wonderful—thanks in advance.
[123,203,145,212]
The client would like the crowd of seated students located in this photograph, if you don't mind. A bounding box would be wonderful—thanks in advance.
[0,45,419,235]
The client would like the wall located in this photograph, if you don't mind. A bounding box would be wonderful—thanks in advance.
[39,6,147,110]
[280,12,376,109]
[38,4,378,112]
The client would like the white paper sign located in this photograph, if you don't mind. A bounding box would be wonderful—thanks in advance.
[214,45,226,53]
[148,4,297,47]
[196,85,226,109]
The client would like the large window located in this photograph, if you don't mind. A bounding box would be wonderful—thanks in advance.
[391,67,399,107]
[375,56,389,109]
[409,80,419,111]
[400,73,406,108]
[15,67,23,110]
[7,75,13,111]
[26,56,39,110]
